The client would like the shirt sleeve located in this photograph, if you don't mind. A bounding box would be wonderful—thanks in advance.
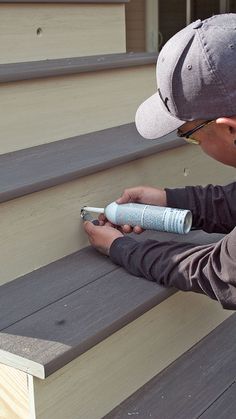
[109,228,236,310]
[165,182,236,233]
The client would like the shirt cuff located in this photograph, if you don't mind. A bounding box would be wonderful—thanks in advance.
[109,236,138,266]
[165,187,190,210]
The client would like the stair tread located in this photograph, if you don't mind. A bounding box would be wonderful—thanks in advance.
[0,52,157,83]
[200,381,236,419]
[105,312,236,419]
[0,123,183,204]
[0,229,223,378]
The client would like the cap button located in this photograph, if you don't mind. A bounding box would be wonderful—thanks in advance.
[192,19,203,29]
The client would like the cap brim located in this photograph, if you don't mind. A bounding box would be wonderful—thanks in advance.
[135,92,185,139]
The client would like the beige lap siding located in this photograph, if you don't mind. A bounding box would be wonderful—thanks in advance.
[0,147,234,284]
[0,4,126,64]
[0,66,155,154]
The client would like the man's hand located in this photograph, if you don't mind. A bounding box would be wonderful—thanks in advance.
[83,221,123,255]
[117,186,167,207]
[100,186,167,234]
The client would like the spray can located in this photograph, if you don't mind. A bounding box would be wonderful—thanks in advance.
[81,202,192,234]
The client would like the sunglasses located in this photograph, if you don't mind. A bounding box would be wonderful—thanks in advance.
[177,120,214,145]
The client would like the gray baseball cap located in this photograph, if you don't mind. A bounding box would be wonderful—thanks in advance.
[135,14,236,139]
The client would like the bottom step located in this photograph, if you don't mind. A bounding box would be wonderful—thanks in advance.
[0,292,232,419]
[0,231,233,418]
[105,313,236,419]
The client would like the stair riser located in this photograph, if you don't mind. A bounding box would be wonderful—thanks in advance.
[1,293,231,418]
[0,65,155,154]
[0,147,234,285]
[0,4,126,64]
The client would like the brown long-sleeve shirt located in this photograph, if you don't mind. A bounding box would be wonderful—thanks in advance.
[109,182,236,310]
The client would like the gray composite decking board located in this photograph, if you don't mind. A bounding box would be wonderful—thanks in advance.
[1,268,174,378]
[200,381,236,419]
[0,246,118,331]
[0,123,184,204]
[0,229,222,331]
[0,53,157,83]
[105,313,236,419]
[0,230,223,378]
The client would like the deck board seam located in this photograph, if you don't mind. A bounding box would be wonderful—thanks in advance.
[197,380,236,418]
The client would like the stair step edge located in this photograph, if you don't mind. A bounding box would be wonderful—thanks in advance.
[0,52,157,83]
[105,313,236,419]
[0,123,184,204]
[0,229,224,378]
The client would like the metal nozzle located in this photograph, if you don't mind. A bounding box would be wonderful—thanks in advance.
[80,207,100,225]
[81,207,91,221]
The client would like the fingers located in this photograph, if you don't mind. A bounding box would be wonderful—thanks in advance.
[116,186,167,207]
[133,226,143,234]
[83,220,124,256]
[116,188,138,204]
[104,221,114,228]
[98,213,106,224]
[84,220,96,235]
[121,224,132,233]
[83,221,104,248]
[84,220,119,231]
[116,192,131,204]
[120,224,143,234]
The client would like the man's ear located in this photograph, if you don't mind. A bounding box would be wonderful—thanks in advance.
[216,117,236,135]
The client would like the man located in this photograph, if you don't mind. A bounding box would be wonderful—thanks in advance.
[84,14,236,310]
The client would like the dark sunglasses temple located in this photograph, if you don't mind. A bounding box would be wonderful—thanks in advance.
[178,120,213,138]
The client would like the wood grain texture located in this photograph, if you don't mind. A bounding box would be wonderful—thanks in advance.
[0,146,234,284]
[105,313,236,419]
[29,293,232,418]
[0,65,156,154]
[0,229,225,378]
[0,267,174,378]
[0,52,158,83]
[0,4,126,64]
[200,382,236,419]
[0,229,224,330]
[0,363,29,419]
[0,245,118,330]
[0,124,184,204]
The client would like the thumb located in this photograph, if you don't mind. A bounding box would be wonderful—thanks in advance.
[84,221,96,235]
[116,191,131,204]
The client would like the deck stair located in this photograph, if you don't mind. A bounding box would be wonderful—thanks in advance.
[0,1,235,418]
[0,230,234,418]
[105,313,236,419]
